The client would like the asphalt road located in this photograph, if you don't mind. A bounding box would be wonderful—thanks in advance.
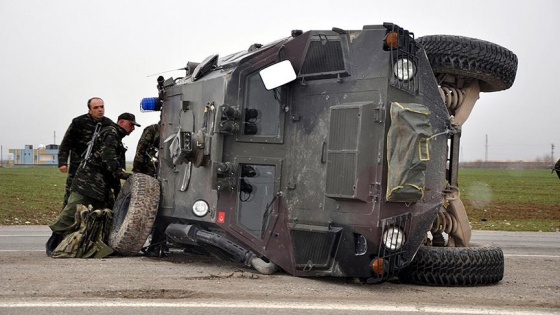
[0,226,559,315]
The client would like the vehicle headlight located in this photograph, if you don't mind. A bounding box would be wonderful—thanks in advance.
[192,200,209,217]
[383,226,406,251]
[393,58,416,81]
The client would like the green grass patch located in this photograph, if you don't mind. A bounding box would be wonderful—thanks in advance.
[0,167,66,225]
[0,166,558,231]
[459,168,560,232]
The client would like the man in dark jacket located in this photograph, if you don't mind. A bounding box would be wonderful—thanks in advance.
[46,112,140,256]
[132,122,160,177]
[58,97,114,207]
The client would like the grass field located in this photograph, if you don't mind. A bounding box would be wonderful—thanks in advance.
[0,167,66,225]
[0,166,558,231]
[459,168,559,231]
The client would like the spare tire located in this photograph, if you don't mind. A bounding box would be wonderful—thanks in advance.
[109,173,160,256]
[399,243,504,286]
[416,35,518,92]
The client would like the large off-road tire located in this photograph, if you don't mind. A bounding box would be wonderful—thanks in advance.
[416,35,518,92]
[108,173,160,256]
[399,243,504,286]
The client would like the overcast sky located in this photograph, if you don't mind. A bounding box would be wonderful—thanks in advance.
[0,0,558,163]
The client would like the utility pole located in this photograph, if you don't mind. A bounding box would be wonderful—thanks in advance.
[54,131,56,145]
[485,134,488,162]
[552,143,555,163]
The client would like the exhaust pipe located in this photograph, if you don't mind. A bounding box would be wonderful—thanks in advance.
[250,257,277,275]
[165,223,277,274]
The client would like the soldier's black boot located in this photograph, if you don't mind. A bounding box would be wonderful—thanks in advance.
[45,232,63,256]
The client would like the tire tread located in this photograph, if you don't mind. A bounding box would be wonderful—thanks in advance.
[109,173,160,256]
[399,243,504,286]
[417,35,518,92]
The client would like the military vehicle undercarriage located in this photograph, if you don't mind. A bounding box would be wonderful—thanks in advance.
[109,23,517,286]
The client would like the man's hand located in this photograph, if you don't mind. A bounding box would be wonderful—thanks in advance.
[118,169,131,180]
[58,165,68,173]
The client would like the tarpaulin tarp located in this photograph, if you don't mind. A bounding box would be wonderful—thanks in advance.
[52,205,114,258]
[386,102,432,202]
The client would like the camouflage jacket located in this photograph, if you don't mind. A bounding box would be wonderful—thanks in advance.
[132,123,160,177]
[71,124,129,202]
[58,114,114,175]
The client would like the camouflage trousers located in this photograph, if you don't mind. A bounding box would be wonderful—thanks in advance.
[49,192,107,236]
[61,171,75,208]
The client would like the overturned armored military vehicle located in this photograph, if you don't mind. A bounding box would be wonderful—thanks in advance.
[109,23,517,286]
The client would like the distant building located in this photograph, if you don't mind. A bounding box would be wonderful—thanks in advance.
[8,144,59,165]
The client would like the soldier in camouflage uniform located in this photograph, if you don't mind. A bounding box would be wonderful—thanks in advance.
[132,122,160,177]
[58,97,114,207]
[46,112,140,256]
[132,122,163,255]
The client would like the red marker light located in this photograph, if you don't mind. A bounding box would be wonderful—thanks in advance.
[218,212,226,224]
